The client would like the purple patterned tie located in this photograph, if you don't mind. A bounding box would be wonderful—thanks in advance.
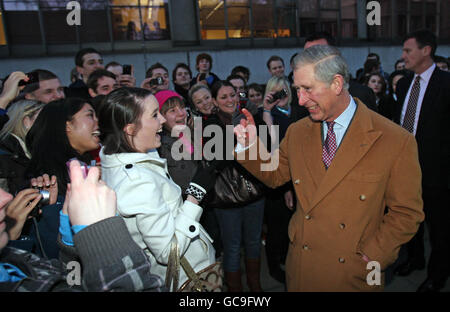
[322,121,337,169]
[402,75,421,133]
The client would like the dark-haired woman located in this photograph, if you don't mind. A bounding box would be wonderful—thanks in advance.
[26,98,100,196]
[203,80,266,292]
[98,87,216,289]
[364,72,389,118]
[24,97,100,258]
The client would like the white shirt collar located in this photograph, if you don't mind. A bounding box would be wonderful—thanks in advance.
[331,96,357,129]
[414,63,436,84]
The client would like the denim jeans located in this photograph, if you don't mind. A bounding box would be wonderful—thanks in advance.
[214,198,265,272]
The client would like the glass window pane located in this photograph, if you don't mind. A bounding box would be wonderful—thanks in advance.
[298,0,318,37]
[111,7,141,41]
[140,5,171,40]
[3,0,41,44]
[320,0,339,9]
[276,0,297,38]
[42,8,77,44]
[111,1,170,41]
[0,10,7,45]
[340,0,356,38]
[198,0,226,39]
[252,0,275,38]
[227,6,251,38]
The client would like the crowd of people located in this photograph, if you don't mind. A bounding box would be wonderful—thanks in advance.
[0,29,449,292]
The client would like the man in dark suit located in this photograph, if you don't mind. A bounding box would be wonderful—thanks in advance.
[290,32,377,123]
[393,29,450,292]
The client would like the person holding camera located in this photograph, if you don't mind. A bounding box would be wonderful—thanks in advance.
[22,98,100,258]
[141,62,170,94]
[258,75,294,285]
[0,160,164,292]
[191,53,220,88]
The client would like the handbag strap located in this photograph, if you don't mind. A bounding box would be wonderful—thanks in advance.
[165,234,203,292]
[165,235,180,292]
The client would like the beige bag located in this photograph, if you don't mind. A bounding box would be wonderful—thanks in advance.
[165,235,223,292]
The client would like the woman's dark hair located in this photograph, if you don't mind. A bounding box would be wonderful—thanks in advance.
[98,87,152,155]
[25,98,91,195]
[247,83,264,94]
[210,80,235,99]
[387,69,410,95]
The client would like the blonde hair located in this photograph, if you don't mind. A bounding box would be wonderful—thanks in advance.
[264,76,292,108]
[0,100,44,142]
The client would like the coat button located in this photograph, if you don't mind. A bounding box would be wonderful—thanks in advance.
[339,223,346,229]
[359,194,366,201]
[294,179,300,184]
[339,257,345,263]
[125,164,133,169]
[189,225,196,232]
[305,215,311,220]
[303,244,309,250]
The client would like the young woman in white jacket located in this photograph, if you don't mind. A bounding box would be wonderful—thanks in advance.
[97,87,217,289]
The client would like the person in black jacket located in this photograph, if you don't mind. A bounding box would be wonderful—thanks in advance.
[258,76,294,285]
[0,160,164,292]
[393,30,450,292]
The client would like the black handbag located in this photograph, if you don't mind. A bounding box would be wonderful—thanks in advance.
[204,162,266,209]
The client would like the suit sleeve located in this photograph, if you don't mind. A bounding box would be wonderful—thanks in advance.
[360,134,424,269]
[235,123,293,189]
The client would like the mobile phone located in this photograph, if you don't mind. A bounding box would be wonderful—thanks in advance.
[66,158,90,179]
[122,64,132,75]
[269,88,288,103]
[199,73,206,81]
[18,71,39,87]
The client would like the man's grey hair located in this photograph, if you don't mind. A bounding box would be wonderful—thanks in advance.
[293,45,350,90]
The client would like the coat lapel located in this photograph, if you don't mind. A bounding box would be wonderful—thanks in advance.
[302,120,326,190]
[306,100,382,213]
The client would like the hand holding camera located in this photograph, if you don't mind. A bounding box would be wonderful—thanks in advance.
[263,88,288,111]
[5,188,43,240]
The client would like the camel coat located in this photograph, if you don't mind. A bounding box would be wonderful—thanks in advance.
[237,99,424,291]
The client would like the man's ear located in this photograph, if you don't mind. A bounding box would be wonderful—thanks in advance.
[76,65,84,76]
[88,88,97,98]
[422,45,432,58]
[123,123,135,136]
[331,74,344,95]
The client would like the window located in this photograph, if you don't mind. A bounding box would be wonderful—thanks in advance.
[2,0,42,44]
[198,0,227,39]
[110,0,170,41]
[0,9,7,45]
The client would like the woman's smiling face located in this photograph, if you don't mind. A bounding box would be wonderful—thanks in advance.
[213,85,237,115]
[126,95,166,152]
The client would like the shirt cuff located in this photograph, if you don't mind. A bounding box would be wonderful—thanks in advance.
[59,211,74,246]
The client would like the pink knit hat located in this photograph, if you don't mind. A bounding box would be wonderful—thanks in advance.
[154,90,183,111]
